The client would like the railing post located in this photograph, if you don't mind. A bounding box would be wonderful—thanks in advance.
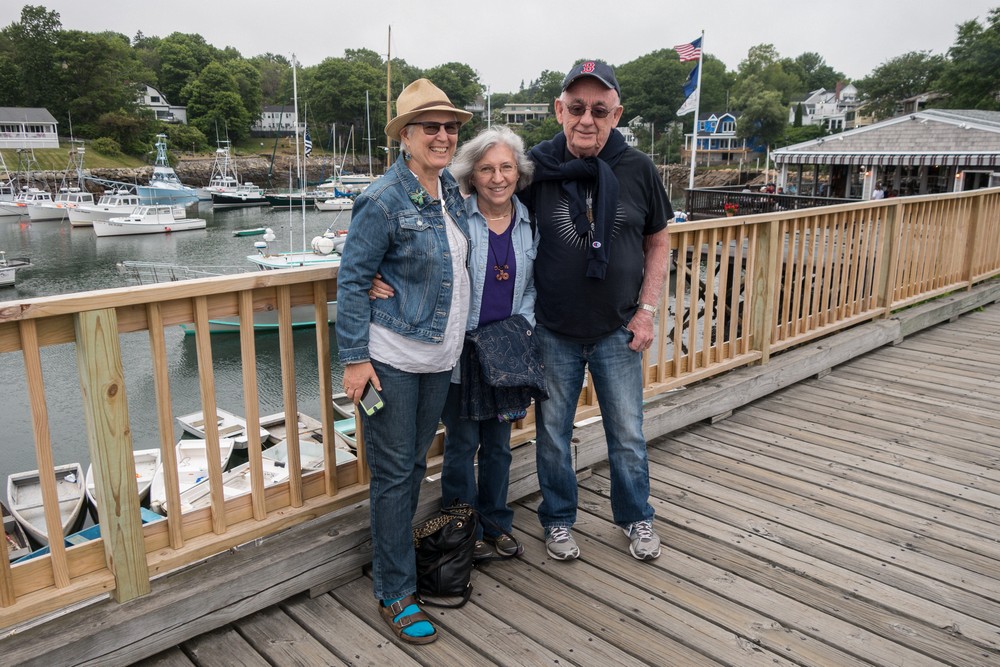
[961,193,982,287]
[876,200,902,316]
[75,308,151,602]
[748,219,780,364]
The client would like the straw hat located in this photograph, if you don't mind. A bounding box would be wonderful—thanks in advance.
[385,78,473,141]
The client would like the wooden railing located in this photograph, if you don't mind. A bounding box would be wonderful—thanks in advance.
[1,187,999,631]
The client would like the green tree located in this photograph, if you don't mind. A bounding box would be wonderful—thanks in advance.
[1,5,61,110]
[54,30,152,137]
[779,123,826,148]
[511,69,563,105]
[182,61,252,141]
[936,9,1000,110]
[422,62,482,109]
[736,87,787,149]
[855,51,946,120]
[733,44,803,106]
[785,52,844,92]
[617,50,690,127]
[249,52,290,104]
[95,109,154,155]
[156,33,219,105]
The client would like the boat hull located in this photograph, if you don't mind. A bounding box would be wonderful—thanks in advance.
[179,301,337,334]
[134,186,200,207]
[93,217,206,237]
[7,463,87,547]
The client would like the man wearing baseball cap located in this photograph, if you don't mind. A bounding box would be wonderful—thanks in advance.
[522,60,673,563]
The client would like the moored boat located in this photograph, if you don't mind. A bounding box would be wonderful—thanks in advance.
[176,408,271,449]
[3,500,31,561]
[7,462,87,547]
[314,196,354,212]
[263,191,324,208]
[68,189,144,227]
[197,140,240,200]
[93,205,206,237]
[14,507,164,562]
[27,188,95,222]
[173,459,292,513]
[211,182,267,208]
[84,448,162,521]
[0,250,32,287]
[135,134,201,206]
[148,438,236,515]
[332,392,355,420]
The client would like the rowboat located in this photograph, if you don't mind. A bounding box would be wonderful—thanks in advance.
[84,448,162,521]
[148,438,236,515]
[3,500,31,561]
[232,227,268,237]
[6,463,87,547]
[259,411,356,461]
[332,392,355,420]
[173,459,291,513]
[261,436,356,471]
[0,250,32,288]
[14,507,164,563]
[176,408,271,449]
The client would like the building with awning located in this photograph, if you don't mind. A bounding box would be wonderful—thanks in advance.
[773,109,1000,199]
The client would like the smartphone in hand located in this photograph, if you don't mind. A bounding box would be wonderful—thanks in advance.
[359,381,384,416]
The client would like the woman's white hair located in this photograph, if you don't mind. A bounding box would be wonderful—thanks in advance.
[450,125,534,195]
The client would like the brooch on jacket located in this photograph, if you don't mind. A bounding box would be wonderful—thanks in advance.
[409,187,431,207]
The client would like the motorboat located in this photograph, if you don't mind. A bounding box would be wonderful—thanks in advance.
[93,205,206,237]
[0,250,32,287]
[67,189,144,227]
[197,140,240,200]
[27,188,95,222]
[314,196,354,212]
[135,134,201,206]
[211,182,267,208]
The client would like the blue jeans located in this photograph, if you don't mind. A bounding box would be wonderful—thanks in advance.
[440,382,514,538]
[534,325,653,530]
[361,359,452,601]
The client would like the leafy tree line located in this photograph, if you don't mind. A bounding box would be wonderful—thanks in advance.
[1,4,997,165]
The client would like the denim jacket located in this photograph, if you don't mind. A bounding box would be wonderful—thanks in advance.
[336,153,471,364]
[465,192,537,330]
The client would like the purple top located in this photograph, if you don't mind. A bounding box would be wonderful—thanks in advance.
[478,221,516,327]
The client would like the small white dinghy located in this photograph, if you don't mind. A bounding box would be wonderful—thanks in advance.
[174,459,291,514]
[148,438,235,515]
[177,408,271,450]
[7,463,87,547]
[84,448,162,521]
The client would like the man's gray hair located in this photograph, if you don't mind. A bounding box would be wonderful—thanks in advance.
[451,125,534,195]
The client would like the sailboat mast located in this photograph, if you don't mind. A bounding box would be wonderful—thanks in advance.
[365,91,373,176]
[386,25,392,164]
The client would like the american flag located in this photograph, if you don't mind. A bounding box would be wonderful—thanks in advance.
[303,128,313,156]
[674,37,702,62]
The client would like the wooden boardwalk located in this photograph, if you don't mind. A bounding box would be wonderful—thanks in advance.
[139,306,1000,667]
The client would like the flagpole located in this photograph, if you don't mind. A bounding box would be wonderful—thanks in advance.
[687,30,704,191]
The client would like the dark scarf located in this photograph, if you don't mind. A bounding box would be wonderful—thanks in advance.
[528,129,628,279]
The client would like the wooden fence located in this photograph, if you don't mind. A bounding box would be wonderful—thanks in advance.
[1,187,999,631]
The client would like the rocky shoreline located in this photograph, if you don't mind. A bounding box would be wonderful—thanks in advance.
[18,155,759,198]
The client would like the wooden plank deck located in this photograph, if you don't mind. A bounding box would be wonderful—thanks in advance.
[138,305,1000,667]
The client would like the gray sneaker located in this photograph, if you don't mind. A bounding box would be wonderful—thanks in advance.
[545,526,580,561]
[623,520,661,560]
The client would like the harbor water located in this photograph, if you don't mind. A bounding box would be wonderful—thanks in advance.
[0,202,352,487]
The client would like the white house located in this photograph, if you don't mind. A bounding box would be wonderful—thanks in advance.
[0,107,59,149]
[790,83,859,132]
[140,85,187,124]
[500,103,551,126]
[253,105,297,135]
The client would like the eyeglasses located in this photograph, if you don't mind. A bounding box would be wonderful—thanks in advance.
[563,103,619,119]
[476,164,517,177]
[406,121,461,135]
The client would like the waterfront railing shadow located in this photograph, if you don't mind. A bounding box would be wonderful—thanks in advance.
[1,186,999,636]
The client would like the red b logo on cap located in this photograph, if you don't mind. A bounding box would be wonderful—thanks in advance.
[582,62,596,73]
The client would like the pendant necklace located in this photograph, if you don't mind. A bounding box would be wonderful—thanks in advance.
[489,225,512,281]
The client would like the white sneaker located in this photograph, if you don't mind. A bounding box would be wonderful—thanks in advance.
[623,520,661,560]
[545,526,580,560]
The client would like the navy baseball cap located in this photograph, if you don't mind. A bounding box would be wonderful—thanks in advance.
[561,60,621,98]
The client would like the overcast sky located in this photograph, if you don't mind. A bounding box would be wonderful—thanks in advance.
[4,1,997,95]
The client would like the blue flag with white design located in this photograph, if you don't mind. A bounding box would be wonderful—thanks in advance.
[304,128,313,156]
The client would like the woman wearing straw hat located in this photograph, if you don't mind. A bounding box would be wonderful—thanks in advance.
[335,78,472,644]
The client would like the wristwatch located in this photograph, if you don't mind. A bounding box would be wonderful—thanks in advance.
[637,303,658,315]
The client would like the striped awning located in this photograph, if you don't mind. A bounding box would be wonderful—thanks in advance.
[773,152,1000,167]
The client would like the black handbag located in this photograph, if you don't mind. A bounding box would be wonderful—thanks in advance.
[412,503,477,607]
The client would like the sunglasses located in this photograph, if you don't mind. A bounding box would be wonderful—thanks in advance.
[563,103,618,119]
[406,121,461,135]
